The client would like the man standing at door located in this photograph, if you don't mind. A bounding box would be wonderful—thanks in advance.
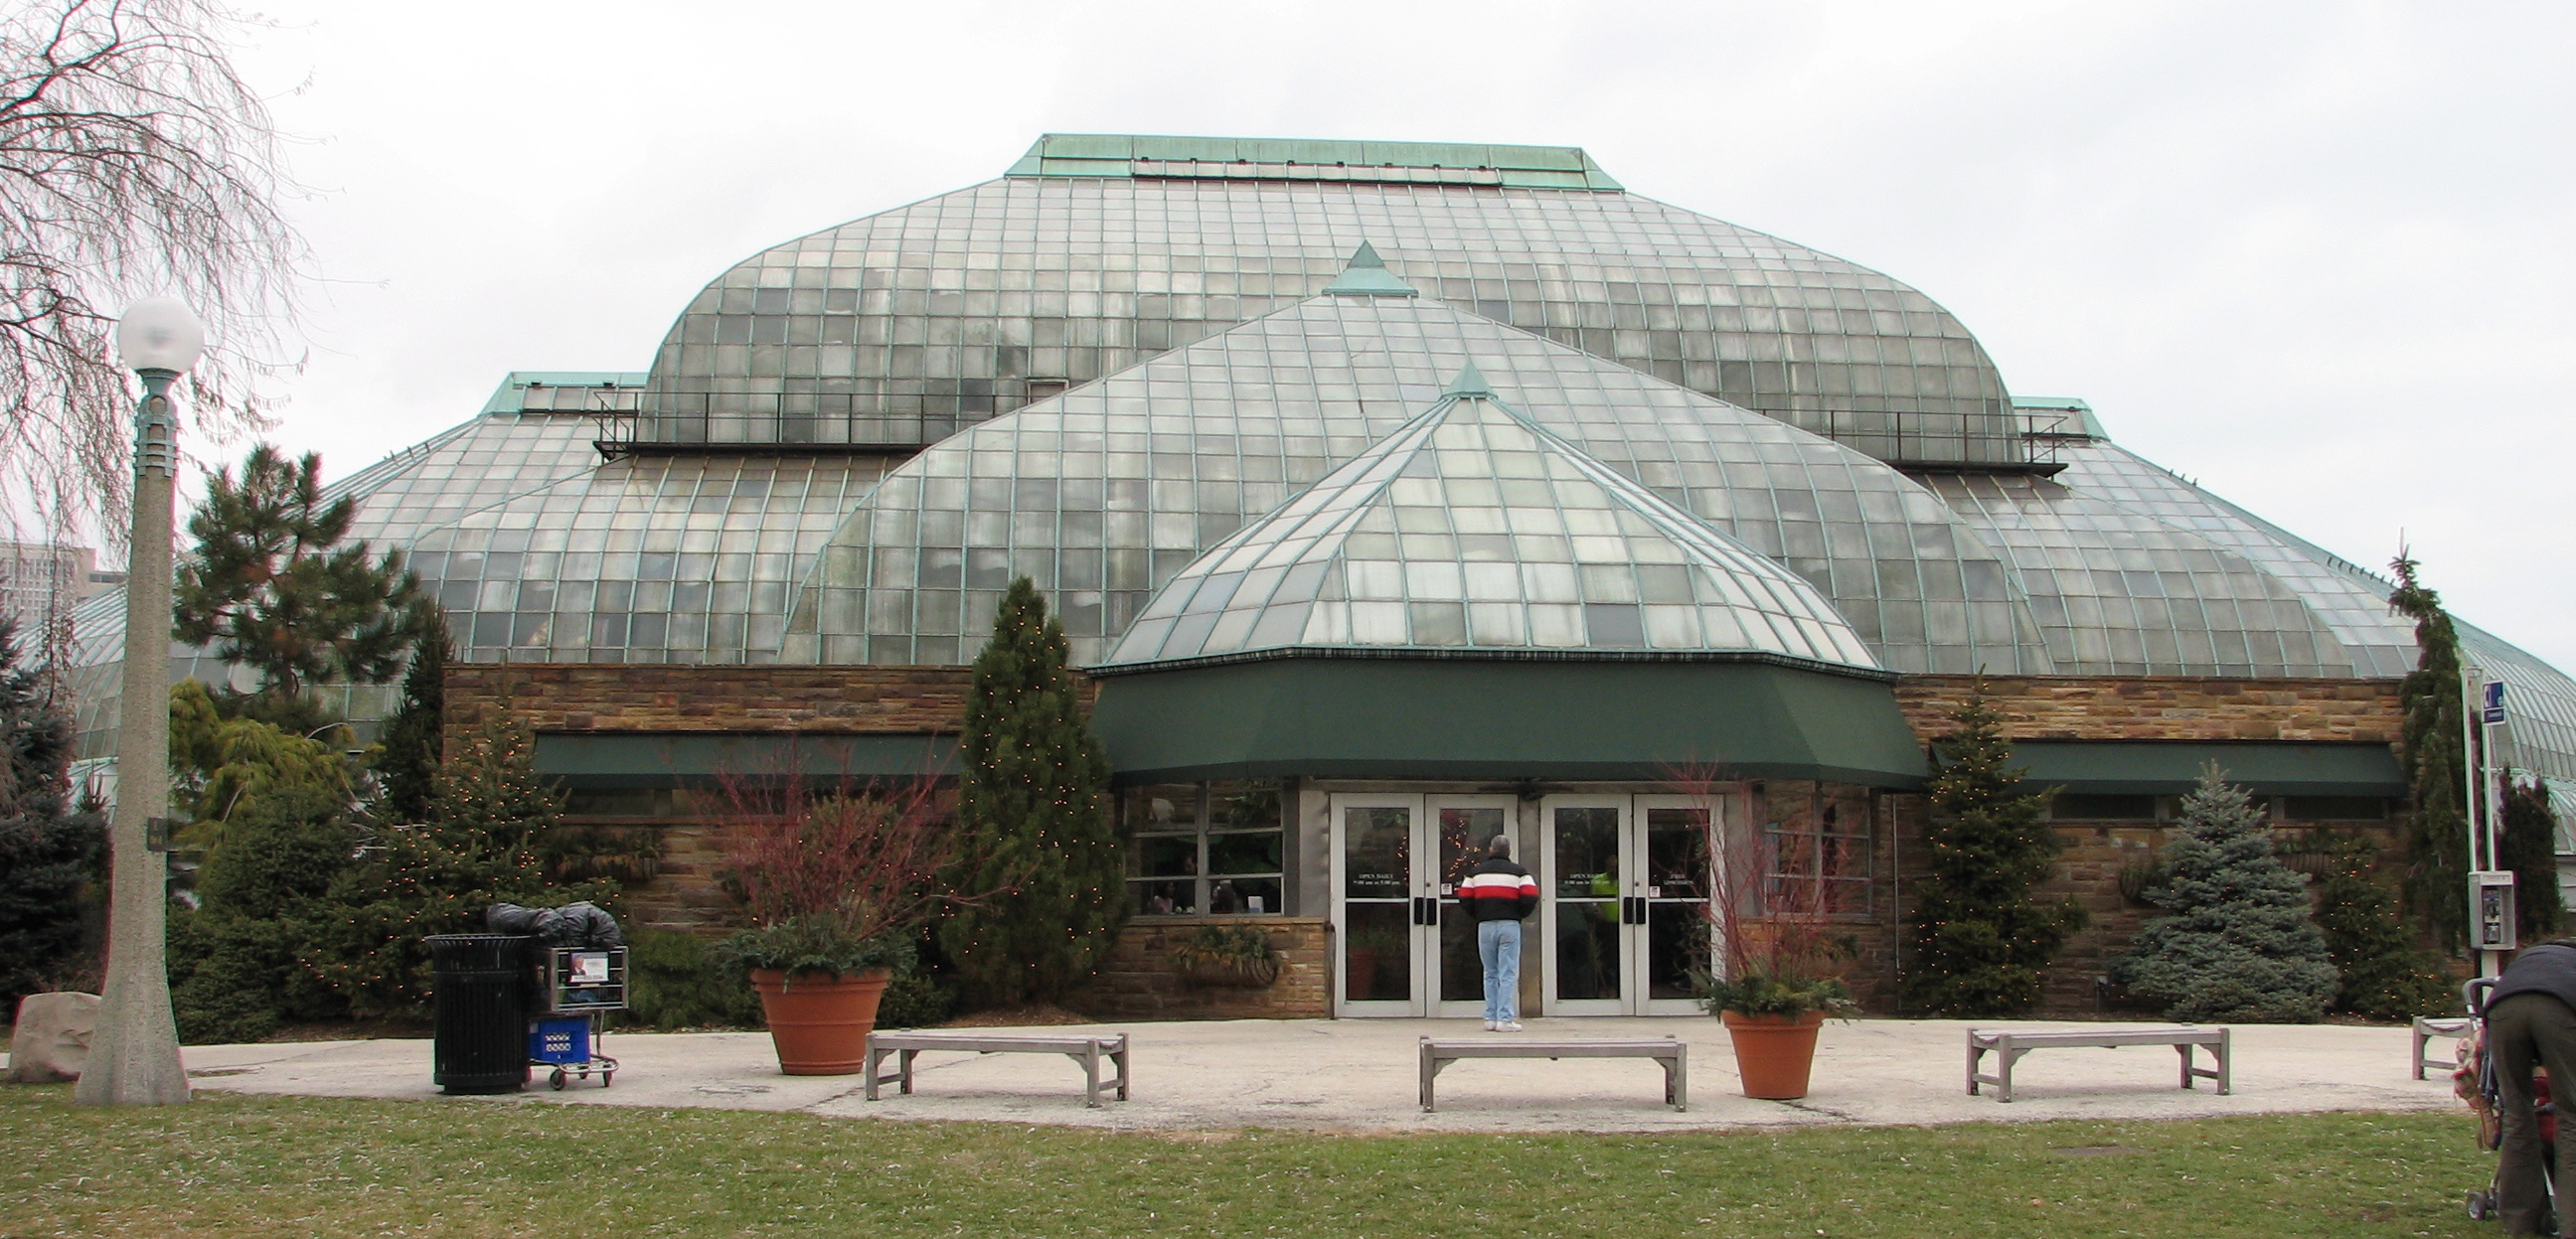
[1460,835,1540,1031]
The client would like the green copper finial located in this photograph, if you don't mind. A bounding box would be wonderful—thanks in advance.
[1322,242,1417,296]
[1443,361,1493,398]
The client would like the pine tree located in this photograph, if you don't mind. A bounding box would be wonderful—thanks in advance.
[2311,831,2453,1021]
[1900,684,2088,1015]
[374,607,450,824]
[937,577,1119,1007]
[2115,764,2337,1022]
[174,443,427,698]
[0,620,100,1004]
[304,710,601,1016]
[2390,551,2471,952]
[2502,777,2566,946]
[166,782,354,1042]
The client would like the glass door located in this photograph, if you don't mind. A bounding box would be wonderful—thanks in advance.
[1633,796,1718,1016]
[1539,796,1631,1015]
[1332,794,1421,1016]
[1540,794,1720,1015]
[1429,796,1516,1019]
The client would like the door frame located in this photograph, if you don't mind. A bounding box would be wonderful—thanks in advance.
[1328,792,1424,1017]
[1632,793,1721,1016]
[1536,793,1633,1016]
[1425,795,1518,1020]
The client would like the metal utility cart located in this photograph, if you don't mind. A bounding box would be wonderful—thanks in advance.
[529,946,627,1090]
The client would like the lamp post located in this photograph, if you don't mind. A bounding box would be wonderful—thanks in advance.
[73,297,204,1107]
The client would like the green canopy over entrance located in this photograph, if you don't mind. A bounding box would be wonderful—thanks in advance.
[1087,655,1925,787]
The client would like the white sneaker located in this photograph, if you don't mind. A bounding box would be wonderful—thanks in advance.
[1499,1021,1524,1032]
[1483,1020,1498,1031]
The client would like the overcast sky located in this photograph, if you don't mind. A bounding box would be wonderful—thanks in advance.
[208,0,2573,669]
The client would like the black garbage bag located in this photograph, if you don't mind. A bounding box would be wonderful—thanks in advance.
[484,901,624,949]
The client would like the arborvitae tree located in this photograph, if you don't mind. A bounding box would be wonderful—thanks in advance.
[0,620,101,1003]
[937,577,1119,1007]
[304,710,602,1017]
[2311,831,2453,1021]
[2115,765,2337,1022]
[1900,684,2088,1015]
[167,679,351,843]
[2390,551,2470,952]
[2502,777,2566,946]
[373,608,450,823]
[174,443,427,699]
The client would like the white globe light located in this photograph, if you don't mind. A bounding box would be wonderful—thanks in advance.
[116,297,206,374]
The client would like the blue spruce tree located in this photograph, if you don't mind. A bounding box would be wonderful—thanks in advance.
[2116,764,2337,1022]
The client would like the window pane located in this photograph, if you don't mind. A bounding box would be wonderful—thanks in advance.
[1208,831,1282,875]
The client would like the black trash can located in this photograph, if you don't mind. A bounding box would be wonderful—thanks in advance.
[427,934,531,1094]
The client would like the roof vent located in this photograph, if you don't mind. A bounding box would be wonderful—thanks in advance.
[1322,242,1417,297]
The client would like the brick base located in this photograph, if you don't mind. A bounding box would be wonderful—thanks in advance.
[1067,917,1330,1020]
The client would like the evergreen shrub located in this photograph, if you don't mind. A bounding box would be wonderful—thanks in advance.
[626,929,762,1030]
[1899,685,2087,1015]
[2115,765,2337,1022]
[2311,831,2453,1021]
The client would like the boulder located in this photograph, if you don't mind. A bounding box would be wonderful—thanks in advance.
[9,992,100,1083]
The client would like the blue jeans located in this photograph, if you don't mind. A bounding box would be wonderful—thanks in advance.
[1478,918,1523,1024]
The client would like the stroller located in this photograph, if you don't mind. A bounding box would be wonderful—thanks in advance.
[2461,977,2560,1228]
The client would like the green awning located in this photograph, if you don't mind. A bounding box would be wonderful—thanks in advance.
[2009,741,2403,797]
[534,732,956,789]
[1087,656,1925,787]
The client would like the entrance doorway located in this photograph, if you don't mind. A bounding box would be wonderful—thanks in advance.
[1538,795,1715,1015]
[1329,793,1513,1017]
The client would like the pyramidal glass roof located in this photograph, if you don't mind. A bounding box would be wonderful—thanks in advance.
[1100,366,1880,672]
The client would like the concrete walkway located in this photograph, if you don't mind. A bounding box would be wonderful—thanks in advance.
[158,1016,2474,1134]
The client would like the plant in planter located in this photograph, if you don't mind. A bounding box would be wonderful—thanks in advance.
[706,768,1010,1075]
[1169,925,1280,989]
[1675,768,1863,1101]
[1343,925,1404,1001]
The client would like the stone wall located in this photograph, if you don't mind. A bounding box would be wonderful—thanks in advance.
[445,663,985,744]
[1067,917,1331,1020]
[1895,675,2403,745]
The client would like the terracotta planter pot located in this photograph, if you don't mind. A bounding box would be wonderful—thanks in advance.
[1346,948,1380,1001]
[1720,1008,1828,1100]
[749,967,890,1075]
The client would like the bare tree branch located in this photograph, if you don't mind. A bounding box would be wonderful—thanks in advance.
[0,0,303,564]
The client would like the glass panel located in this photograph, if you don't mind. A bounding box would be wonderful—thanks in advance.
[1645,902,1706,1001]
[1644,808,1710,898]
[1440,907,1484,1005]
[1133,878,1197,916]
[1437,806,1507,1006]
[1343,901,1411,1003]
[1552,805,1623,1003]
[1208,831,1283,875]
[1438,807,1505,891]
[1137,835,1198,879]
[1555,899,1622,1003]
[1342,806,1410,900]
[1208,876,1280,915]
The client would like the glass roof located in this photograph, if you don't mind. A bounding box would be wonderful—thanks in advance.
[1003,134,1626,190]
[1921,473,2356,678]
[787,294,2048,673]
[1105,370,1878,670]
[636,171,2024,466]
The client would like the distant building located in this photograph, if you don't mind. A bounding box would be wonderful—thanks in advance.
[0,542,102,653]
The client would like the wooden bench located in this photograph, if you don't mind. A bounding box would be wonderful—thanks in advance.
[1967,1026,2230,1103]
[863,1031,1131,1108]
[1418,1036,1686,1113]
[2413,1015,2475,1080]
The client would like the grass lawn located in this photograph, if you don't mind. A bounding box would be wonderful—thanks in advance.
[0,1086,2502,1238]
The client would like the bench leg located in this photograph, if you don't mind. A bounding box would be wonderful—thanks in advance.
[1669,1049,1688,1112]
[2217,1028,2231,1096]
[1082,1041,1102,1109]
[2177,1042,2195,1091]
[1996,1037,2016,1103]
[1419,1038,1435,1113]
[2412,1021,2431,1081]
[864,1038,884,1102]
[900,1048,917,1096]
[1967,1037,1984,1096]
[1113,1034,1130,1102]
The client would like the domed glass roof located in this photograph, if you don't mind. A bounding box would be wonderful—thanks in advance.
[636,136,2024,467]
[1105,366,1878,670]
[787,293,2051,673]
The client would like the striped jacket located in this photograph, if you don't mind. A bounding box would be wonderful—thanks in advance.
[1457,857,1539,922]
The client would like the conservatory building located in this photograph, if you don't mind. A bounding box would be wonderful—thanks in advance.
[72,134,2576,1017]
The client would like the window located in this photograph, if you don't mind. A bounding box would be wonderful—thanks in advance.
[2050,793,2160,822]
[1126,780,1284,916]
[1762,793,1871,919]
